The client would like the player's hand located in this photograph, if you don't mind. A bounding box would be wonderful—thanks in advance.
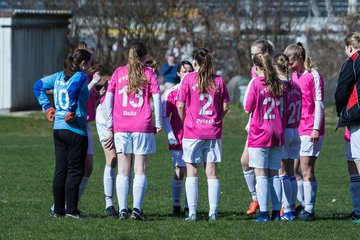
[155,127,162,134]
[310,129,320,142]
[64,112,75,123]
[168,136,179,146]
[45,107,56,122]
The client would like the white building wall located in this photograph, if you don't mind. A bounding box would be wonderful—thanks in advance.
[0,17,12,113]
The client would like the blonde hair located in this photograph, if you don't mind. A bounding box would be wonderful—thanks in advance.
[345,32,360,49]
[284,42,313,71]
[253,53,282,96]
[192,48,215,93]
[128,42,148,93]
[272,53,289,78]
[251,39,275,56]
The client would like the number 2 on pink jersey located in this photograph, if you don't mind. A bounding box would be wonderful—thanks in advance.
[199,93,213,116]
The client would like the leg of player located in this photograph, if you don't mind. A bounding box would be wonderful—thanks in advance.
[298,156,317,221]
[205,162,219,221]
[185,163,199,221]
[241,142,258,215]
[116,153,132,220]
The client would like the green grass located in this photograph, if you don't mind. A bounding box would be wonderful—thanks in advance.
[0,105,359,240]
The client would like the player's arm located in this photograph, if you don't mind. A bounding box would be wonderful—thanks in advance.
[33,73,57,121]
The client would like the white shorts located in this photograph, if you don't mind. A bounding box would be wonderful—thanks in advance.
[86,123,94,155]
[299,135,324,157]
[282,128,301,160]
[170,150,186,168]
[248,147,282,170]
[350,124,360,160]
[114,132,156,155]
[345,141,353,161]
[182,138,222,164]
[95,104,112,145]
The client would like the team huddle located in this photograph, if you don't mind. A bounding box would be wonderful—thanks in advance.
[33,32,360,223]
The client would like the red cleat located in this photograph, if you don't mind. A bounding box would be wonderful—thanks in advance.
[246,200,259,215]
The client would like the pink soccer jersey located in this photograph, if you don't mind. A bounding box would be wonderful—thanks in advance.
[177,72,230,139]
[244,76,284,147]
[282,80,302,129]
[291,70,325,136]
[163,84,183,150]
[86,73,98,122]
[107,65,160,133]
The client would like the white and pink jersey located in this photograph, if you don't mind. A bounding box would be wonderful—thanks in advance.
[107,65,160,133]
[292,70,325,136]
[244,76,284,147]
[282,80,302,129]
[178,72,230,139]
[163,84,183,151]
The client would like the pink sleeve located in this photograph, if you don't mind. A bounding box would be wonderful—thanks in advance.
[244,79,256,113]
[311,70,323,101]
[107,71,117,94]
[147,68,160,95]
[178,77,188,103]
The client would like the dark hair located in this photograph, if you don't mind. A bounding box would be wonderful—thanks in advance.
[253,53,282,96]
[272,53,289,79]
[192,48,214,93]
[177,60,194,73]
[63,49,92,81]
[128,41,148,93]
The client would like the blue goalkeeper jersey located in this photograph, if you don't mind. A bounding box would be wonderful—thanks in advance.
[33,70,89,136]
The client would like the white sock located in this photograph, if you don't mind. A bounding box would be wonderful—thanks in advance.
[185,177,198,216]
[297,179,305,207]
[304,181,317,213]
[255,176,268,212]
[133,175,147,210]
[78,176,90,200]
[350,174,360,215]
[290,176,298,211]
[172,179,183,207]
[244,169,257,200]
[116,175,129,211]
[269,175,282,211]
[280,175,292,213]
[104,166,116,208]
[208,179,220,216]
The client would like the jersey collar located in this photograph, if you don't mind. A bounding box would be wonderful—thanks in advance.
[351,51,359,61]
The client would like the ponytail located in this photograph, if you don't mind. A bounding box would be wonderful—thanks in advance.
[272,53,289,79]
[128,42,148,94]
[63,49,92,81]
[253,53,282,96]
[192,48,215,93]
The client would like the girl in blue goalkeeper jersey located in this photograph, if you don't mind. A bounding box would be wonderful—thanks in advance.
[33,49,92,219]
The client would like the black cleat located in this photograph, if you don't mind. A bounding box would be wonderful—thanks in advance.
[131,208,145,221]
[106,206,118,217]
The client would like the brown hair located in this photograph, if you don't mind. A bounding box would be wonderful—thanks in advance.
[128,42,148,93]
[192,48,215,93]
[272,53,289,79]
[63,49,92,81]
[253,53,282,96]
[284,42,313,71]
[345,32,360,49]
[251,39,275,56]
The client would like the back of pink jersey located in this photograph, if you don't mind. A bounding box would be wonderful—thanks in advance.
[178,72,230,139]
[282,80,302,128]
[86,75,98,122]
[163,85,183,150]
[244,76,284,147]
[292,70,325,136]
[107,65,160,133]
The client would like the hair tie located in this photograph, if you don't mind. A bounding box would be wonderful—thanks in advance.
[297,42,303,47]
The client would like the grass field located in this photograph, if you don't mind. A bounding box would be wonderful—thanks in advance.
[0,104,359,240]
